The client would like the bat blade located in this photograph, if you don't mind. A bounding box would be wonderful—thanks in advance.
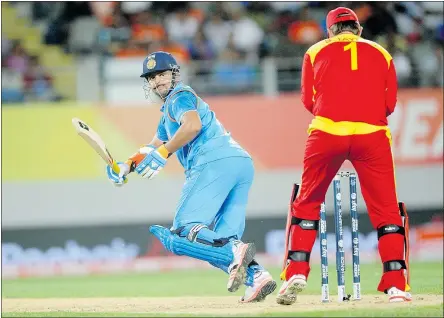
[72,117,120,174]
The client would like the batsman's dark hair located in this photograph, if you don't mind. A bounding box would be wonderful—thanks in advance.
[330,20,361,36]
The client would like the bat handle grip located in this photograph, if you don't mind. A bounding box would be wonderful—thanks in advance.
[111,160,129,184]
[111,161,121,174]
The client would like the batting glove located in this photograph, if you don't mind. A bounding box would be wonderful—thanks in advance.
[106,162,130,187]
[134,144,170,180]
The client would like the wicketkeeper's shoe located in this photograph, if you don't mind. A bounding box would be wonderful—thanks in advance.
[227,241,256,293]
[388,287,412,302]
[276,274,307,305]
[240,270,277,303]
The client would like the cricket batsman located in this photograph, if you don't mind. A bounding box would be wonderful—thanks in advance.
[106,51,276,302]
[277,7,412,304]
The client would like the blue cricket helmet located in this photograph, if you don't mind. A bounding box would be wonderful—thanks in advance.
[140,51,180,78]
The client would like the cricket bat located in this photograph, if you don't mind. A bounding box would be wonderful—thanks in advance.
[71,117,121,175]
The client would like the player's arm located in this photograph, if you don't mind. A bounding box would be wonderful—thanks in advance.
[301,53,315,113]
[133,92,201,179]
[132,93,202,161]
[128,112,201,170]
[164,111,201,153]
[385,59,398,117]
[148,135,166,148]
[163,92,201,153]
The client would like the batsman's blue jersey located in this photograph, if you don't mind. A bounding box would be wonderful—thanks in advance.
[156,83,251,170]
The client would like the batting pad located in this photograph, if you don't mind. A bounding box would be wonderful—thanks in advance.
[209,261,229,274]
[150,225,234,266]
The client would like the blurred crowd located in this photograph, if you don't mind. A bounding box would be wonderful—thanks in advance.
[2,1,443,103]
[93,1,444,87]
[2,39,60,103]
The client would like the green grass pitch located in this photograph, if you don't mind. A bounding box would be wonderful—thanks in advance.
[2,261,443,317]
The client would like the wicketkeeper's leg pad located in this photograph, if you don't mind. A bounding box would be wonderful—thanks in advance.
[399,202,411,291]
[376,203,410,292]
[281,216,319,281]
[149,224,234,266]
[281,183,319,281]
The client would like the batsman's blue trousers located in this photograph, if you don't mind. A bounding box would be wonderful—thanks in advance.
[172,156,254,240]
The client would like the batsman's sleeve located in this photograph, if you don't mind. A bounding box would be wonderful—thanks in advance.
[169,92,198,123]
[385,59,398,117]
[156,117,169,141]
[300,53,315,113]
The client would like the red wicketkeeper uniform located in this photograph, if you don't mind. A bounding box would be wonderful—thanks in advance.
[282,8,410,294]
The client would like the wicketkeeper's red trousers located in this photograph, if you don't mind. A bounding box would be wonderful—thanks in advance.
[285,129,407,293]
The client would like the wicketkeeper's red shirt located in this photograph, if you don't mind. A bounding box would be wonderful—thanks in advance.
[301,34,397,126]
